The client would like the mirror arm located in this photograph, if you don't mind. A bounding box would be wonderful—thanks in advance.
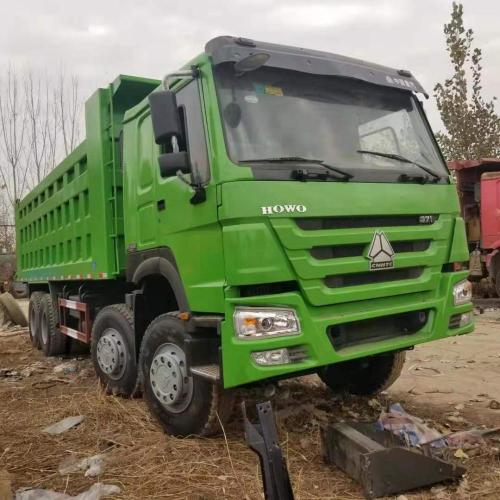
[163,66,200,90]
[175,168,206,205]
[190,185,207,205]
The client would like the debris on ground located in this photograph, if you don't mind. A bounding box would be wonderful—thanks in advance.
[377,403,500,454]
[58,454,106,477]
[0,293,27,327]
[322,420,466,498]
[53,362,78,375]
[42,416,85,435]
[0,369,21,379]
[376,403,443,446]
[454,448,469,459]
[489,399,500,410]
[446,414,468,425]
[15,483,120,500]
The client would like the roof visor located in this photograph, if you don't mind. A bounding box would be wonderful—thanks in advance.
[205,36,428,97]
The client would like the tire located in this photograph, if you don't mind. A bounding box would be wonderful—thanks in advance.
[318,351,406,396]
[40,294,67,356]
[28,292,45,348]
[90,304,138,397]
[0,292,28,327]
[139,313,234,437]
[495,269,500,298]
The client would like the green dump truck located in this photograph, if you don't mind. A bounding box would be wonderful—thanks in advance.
[16,36,474,436]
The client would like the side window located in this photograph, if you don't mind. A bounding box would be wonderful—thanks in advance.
[176,81,210,183]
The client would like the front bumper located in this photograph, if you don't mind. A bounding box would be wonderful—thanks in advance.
[220,271,473,388]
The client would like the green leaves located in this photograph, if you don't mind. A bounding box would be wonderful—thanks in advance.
[434,2,500,160]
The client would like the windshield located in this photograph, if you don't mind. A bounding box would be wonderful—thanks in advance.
[213,64,448,182]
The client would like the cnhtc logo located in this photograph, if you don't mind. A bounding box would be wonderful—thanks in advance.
[367,231,395,270]
[261,204,307,215]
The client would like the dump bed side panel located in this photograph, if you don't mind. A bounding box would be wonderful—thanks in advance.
[15,75,161,283]
[15,89,120,282]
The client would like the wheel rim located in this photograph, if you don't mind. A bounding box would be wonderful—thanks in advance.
[96,328,127,380]
[149,343,193,414]
[41,312,49,345]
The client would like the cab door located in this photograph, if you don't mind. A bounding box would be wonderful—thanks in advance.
[153,79,225,312]
[130,114,158,248]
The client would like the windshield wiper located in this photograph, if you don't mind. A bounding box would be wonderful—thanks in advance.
[240,156,353,180]
[356,150,442,182]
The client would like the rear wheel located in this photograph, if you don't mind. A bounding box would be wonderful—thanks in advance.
[495,269,500,298]
[139,314,234,437]
[40,294,67,356]
[318,351,406,396]
[90,304,138,397]
[28,292,45,348]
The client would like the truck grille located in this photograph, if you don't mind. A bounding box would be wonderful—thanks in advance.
[325,267,424,288]
[296,214,438,231]
[270,214,453,306]
[311,240,430,260]
[328,310,430,350]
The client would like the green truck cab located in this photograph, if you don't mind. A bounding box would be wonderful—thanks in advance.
[16,36,473,436]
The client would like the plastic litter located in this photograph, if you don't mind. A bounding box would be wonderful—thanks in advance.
[377,403,500,449]
[58,454,106,477]
[376,403,443,447]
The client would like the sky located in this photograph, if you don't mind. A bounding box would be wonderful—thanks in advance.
[1,0,499,131]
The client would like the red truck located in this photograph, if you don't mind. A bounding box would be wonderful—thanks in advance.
[449,158,500,296]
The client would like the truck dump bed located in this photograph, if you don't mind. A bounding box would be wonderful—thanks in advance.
[15,75,159,283]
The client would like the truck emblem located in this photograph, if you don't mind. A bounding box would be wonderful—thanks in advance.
[261,204,307,215]
[367,231,395,270]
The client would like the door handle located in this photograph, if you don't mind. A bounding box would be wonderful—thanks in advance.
[157,199,166,211]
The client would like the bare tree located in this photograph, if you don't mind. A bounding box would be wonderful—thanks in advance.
[0,66,28,203]
[57,73,81,156]
[0,67,81,207]
[25,72,51,185]
[0,192,15,253]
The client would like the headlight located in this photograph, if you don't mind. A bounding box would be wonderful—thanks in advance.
[453,280,472,305]
[234,307,300,339]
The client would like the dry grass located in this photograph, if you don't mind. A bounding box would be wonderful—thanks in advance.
[1,331,499,499]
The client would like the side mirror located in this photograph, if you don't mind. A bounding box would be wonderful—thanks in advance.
[158,152,190,178]
[148,90,182,145]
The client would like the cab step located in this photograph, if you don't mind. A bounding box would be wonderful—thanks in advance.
[190,364,220,381]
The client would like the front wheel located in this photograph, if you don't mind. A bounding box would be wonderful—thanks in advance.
[139,313,234,437]
[318,351,406,396]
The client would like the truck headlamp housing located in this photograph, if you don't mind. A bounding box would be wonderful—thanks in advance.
[234,307,300,339]
[453,280,472,305]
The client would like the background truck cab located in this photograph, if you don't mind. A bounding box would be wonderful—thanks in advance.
[449,158,500,296]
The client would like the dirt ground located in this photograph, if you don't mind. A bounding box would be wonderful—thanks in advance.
[0,301,499,499]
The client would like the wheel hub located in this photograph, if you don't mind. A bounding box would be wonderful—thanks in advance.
[150,343,193,413]
[96,328,127,380]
